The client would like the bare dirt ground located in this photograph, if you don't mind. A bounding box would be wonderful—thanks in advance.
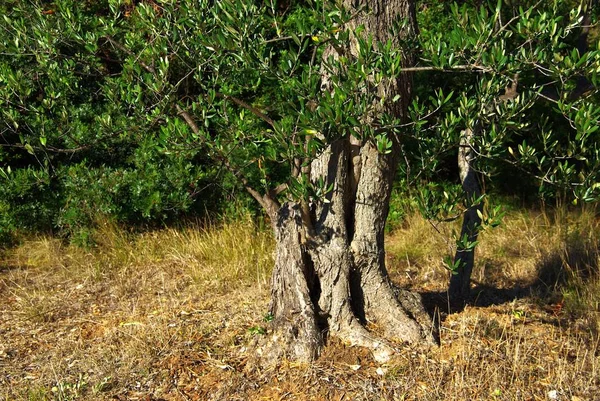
[1,213,599,400]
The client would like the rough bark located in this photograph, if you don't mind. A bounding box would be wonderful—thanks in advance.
[351,142,435,343]
[448,127,483,304]
[260,204,322,364]
[257,0,436,364]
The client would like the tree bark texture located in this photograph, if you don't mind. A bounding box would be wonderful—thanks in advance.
[449,127,483,304]
[257,0,436,364]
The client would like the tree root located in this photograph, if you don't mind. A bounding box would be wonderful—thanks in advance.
[360,273,438,345]
[252,316,322,366]
[394,287,438,343]
[335,319,396,363]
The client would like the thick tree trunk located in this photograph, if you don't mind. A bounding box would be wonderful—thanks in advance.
[351,142,435,344]
[256,0,436,363]
[261,204,322,363]
[449,127,483,304]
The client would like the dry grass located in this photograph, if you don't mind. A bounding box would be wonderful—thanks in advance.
[1,209,599,400]
[0,217,273,401]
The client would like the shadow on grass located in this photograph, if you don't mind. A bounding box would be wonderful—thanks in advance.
[0,264,23,274]
[418,234,600,320]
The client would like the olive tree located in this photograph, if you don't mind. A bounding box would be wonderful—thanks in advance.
[1,0,438,361]
[1,0,599,362]
[183,0,439,361]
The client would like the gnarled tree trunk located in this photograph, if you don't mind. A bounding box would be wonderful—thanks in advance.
[257,0,436,364]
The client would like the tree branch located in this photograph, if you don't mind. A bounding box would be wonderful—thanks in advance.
[402,64,492,73]
[0,142,88,154]
[105,36,157,74]
[214,93,275,128]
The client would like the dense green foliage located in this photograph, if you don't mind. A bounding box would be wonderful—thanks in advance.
[0,1,224,243]
[1,0,599,245]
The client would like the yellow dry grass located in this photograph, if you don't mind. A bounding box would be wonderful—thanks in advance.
[0,209,599,400]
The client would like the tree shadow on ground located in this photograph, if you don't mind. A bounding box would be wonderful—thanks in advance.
[418,234,600,321]
[0,264,23,274]
[418,284,530,318]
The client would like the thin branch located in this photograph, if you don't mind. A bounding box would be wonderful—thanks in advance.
[535,89,580,112]
[175,104,200,134]
[214,93,275,128]
[105,36,157,74]
[0,126,131,154]
[374,103,444,132]
[264,33,313,44]
[402,64,492,73]
[0,143,88,154]
[469,143,564,187]
[271,182,288,196]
